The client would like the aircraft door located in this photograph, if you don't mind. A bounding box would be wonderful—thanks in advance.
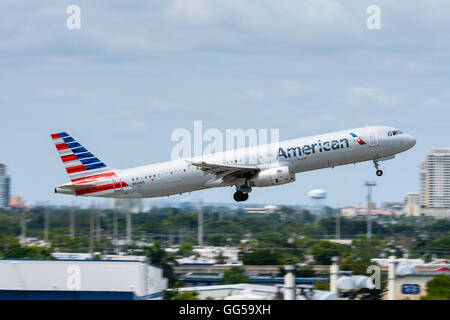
[368,129,379,147]
[113,178,123,192]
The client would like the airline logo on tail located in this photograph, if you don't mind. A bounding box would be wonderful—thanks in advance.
[350,132,366,145]
[51,132,128,195]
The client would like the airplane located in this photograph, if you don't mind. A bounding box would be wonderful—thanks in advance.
[52,126,416,202]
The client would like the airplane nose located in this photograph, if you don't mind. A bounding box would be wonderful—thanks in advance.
[406,134,416,148]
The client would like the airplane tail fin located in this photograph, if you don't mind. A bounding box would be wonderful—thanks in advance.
[50,132,117,184]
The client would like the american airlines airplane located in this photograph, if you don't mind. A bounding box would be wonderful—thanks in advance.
[52,126,415,202]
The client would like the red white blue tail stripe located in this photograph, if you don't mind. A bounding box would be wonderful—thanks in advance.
[51,132,113,180]
[51,132,128,196]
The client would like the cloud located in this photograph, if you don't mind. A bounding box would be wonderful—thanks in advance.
[37,88,79,99]
[280,80,304,96]
[128,120,150,134]
[148,98,176,110]
[347,86,401,108]
[243,89,265,103]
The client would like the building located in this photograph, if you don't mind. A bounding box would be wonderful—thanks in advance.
[9,195,25,209]
[243,205,279,214]
[0,163,10,209]
[0,258,167,300]
[403,193,421,217]
[166,246,241,265]
[420,149,450,218]
[176,283,278,300]
[108,198,142,213]
[340,205,401,217]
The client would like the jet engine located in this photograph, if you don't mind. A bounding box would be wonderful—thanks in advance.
[249,166,295,187]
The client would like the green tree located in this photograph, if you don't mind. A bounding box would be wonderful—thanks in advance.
[208,234,228,246]
[242,248,284,265]
[177,242,196,257]
[278,266,316,278]
[4,246,53,259]
[145,242,179,287]
[310,241,343,265]
[0,235,20,254]
[429,236,450,259]
[220,266,251,284]
[314,281,330,291]
[169,290,199,300]
[255,231,285,247]
[422,275,450,300]
[215,250,226,264]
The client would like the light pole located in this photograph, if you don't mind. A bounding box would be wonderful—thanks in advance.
[335,204,340,240]
[126,211,132,245]
[44,203,49,247]
[365,181,377,241]
[89,203,95,257]
[20,204,27,247]
[198,198,203,247]
[388,254,396,300]
[284,264,296,300]
[330,256,339,294]
[70,201,75,239]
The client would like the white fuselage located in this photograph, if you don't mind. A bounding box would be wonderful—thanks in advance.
[84,125,415,199]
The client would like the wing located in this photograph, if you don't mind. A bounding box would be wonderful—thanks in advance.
[189,161,260,184]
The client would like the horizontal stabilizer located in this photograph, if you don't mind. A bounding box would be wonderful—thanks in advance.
[57,183,96,190]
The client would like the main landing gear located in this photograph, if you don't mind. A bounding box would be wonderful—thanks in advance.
[373,159,383,176]
[233,191,249,202]
[234,183,251,202]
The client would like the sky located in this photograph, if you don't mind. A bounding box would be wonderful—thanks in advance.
[0,0,449,208]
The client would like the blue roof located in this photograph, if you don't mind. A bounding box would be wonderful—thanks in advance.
[0,258,143,263]
[181,277,329,284]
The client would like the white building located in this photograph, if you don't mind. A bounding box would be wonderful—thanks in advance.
[166,246,241,265]
[403,193,421,217]
[0,258,167,300]
[420,149,450,217]
[176,284,278,300]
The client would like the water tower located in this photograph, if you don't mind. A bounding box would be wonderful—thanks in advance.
[308,189,327,215]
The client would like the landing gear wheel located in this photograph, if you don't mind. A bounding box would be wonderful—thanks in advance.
[233,191,249,202]
[373,160,383,177]
[234,191,243,202]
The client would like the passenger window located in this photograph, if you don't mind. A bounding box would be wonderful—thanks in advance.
[388,132,392,137]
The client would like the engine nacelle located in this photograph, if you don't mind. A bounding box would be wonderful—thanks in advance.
[249,166,295,187]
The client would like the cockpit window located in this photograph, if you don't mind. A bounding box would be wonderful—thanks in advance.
[388,130,403,137]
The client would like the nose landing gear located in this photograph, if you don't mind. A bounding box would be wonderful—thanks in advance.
[373,160,383,176]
